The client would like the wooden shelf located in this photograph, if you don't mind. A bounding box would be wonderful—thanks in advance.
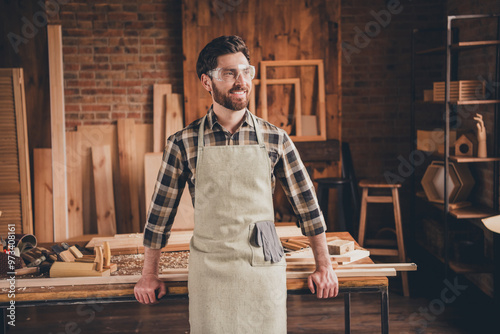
[417,99,500,105]
[449,156,500,163]
[416,193,497,219]
[416,40,500,55]
[416,239,493,274]
[449,205,497,219]
[455,99,500,105]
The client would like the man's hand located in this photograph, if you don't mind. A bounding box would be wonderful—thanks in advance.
[134,273,167,304]
[308,265,339,298]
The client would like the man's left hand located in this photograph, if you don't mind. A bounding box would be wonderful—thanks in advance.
[307,265,339,298]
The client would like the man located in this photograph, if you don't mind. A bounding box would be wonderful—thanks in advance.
[135,35,338,333]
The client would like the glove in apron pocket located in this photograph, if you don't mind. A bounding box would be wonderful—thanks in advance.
[248,223,286,267]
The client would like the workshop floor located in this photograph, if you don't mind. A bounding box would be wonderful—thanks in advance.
[8,276,496,334]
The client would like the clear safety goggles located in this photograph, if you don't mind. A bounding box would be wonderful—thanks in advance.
[207,64,255,82]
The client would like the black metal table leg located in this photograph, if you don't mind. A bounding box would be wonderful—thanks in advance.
[381,286,389,334]
[344,292,351,334]
[1,308,6,334]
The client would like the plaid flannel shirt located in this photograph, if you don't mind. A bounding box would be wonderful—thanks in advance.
[143,107,326,249]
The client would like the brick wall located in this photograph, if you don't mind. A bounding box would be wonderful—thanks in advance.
[48,0,184,129]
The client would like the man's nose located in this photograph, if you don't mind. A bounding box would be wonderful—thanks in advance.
[234,71,245,85]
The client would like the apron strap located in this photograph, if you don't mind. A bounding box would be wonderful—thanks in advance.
[197,110,265,149]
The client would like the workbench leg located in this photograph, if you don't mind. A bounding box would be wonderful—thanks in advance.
[1,308,6,334]
[344,293,351,334]
[380,287,389,334]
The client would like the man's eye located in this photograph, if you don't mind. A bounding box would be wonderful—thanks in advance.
[222,71,235,77]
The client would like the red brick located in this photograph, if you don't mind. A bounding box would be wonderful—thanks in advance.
[96,96,127,104]
[112,80,142,87]
[65,105,81,112]
[64,73,77,80]
[112,112,127,119]
[79,72,95,79]
[141,71,169,79]
[66,80,95,88]
[81,88,112,95]
[65,88,80,95]
[96,113,111,120]
[82,105,111,112]
[108,12,138,21]
[110,55,139,63]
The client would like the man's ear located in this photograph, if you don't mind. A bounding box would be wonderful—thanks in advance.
[200,74,212,93]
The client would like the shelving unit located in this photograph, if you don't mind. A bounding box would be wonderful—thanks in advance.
[410,14,500,301]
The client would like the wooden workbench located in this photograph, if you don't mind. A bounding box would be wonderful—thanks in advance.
[0,232,389,333]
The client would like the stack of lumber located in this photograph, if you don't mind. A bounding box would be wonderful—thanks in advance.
[147,84,193,231]
[33,28,189,242]
[85,225,305,255]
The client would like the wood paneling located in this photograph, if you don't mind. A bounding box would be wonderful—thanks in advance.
[182,0,341,142]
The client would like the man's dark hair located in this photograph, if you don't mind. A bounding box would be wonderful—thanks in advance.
[196,35,250,79]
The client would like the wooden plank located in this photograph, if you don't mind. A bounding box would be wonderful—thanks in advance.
[12,68,33,234]
[33,148,53,242]
[49,262,110,278]
[117,119,141,233]
[66,131,83,238]
[153,84,172,152]
[91,145,117,236]
[77,124,121,235]
[134,123,153,231]
[165,93,184,141]
[48,25,68,242]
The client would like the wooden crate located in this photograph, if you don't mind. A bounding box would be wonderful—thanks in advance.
[433,80,485,101]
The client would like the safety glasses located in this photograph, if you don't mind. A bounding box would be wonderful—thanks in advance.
[207,64,255,82]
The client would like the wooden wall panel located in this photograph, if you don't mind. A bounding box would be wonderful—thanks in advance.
[182,0,341,142]
[0,68,32,236]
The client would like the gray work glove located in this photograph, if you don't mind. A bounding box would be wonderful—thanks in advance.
[254,221,284,263]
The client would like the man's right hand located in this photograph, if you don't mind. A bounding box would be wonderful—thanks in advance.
[134,274,167,304]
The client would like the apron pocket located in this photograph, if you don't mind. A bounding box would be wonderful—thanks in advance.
[249,222,286,267]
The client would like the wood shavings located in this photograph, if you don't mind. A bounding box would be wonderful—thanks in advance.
[112,251,189,276]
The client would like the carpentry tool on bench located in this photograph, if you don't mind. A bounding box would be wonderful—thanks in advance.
[50,241,117,277]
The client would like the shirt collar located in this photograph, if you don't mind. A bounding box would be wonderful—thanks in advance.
[206,106,254,130]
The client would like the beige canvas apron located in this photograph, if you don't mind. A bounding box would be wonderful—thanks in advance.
[188,112,287,334]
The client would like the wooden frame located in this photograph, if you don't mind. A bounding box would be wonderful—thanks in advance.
[250,78,304,140]
[260,60,326,141]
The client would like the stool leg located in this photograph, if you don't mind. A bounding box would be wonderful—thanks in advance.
[358,187,369,247]
[392,188,409,297]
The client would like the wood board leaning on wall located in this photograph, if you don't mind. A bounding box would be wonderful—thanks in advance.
[0,68,33,236]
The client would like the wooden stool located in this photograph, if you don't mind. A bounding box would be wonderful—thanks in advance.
[358,179,409,297]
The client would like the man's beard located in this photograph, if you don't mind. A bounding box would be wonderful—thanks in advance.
[212,84,249,111]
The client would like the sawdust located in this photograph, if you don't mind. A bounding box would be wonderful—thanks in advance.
[112,251,189,276]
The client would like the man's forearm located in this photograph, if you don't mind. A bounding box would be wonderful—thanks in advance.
[307,233,332,268]
[142,247,161,276]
